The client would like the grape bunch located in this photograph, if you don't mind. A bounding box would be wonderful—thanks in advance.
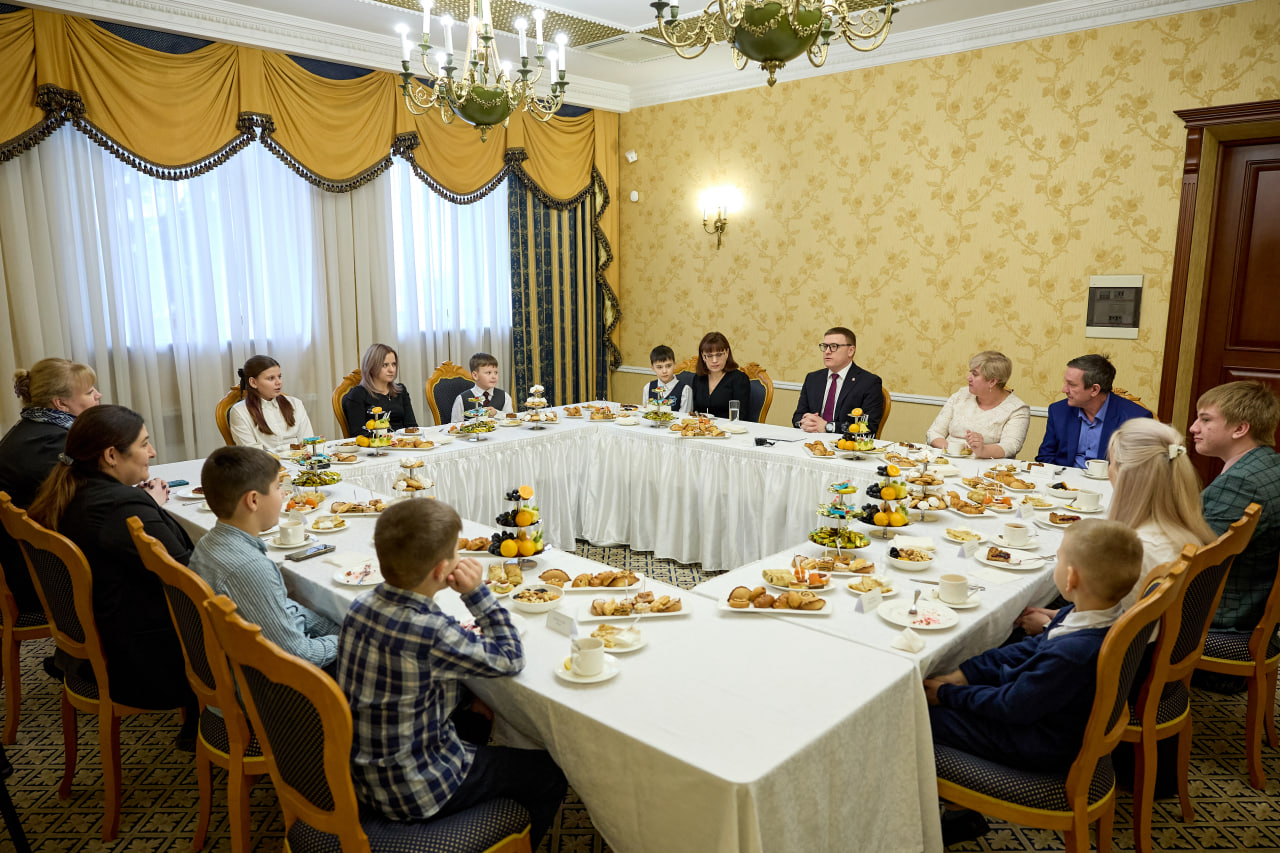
[504,488,523,501]
[488,530,518,555]
[496,509,519,527]
[860,503,882,517]
[866,483,883,499]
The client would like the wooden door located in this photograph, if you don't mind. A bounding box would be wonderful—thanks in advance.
[1189,138,1280,484]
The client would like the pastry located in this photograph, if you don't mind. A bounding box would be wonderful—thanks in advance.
[752,592,776,608]
[539,568,571,587]
[572,573,592,588]
[1049,512,1082,525]
[986,546,1012,563]
[728,586,752,608]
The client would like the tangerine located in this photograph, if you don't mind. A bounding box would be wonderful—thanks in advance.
[514,509,534,527]
[886,464,900,477]
[517,539,537,557]
[851,408,863,416]
[881,486,897,501]
[873,511,889,526]
[499,539,519,558]
[370,407,383,414]
[518,485,535,500]
[888,512,907,527]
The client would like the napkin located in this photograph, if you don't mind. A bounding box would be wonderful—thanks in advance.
[890,628,925,653]
[892,535,936,551]
[326,551,377,570]
[722,423,748,434]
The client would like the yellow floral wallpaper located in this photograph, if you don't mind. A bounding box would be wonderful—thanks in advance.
[617,1,1280,410]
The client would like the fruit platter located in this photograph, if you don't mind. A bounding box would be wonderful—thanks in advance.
[490,485,545,563]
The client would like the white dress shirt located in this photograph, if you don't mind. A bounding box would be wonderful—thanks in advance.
[449,385,514,423]
[641,379,693,414]
[228,396,314,452]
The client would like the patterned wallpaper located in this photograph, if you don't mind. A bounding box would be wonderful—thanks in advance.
[616,2,1280,408]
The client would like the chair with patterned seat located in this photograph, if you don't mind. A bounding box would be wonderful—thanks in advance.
[204,594,533,853]
[331,368,362,438]
[1196,507,1280,790]
[740,362,773,422]
[934,560,1186,853]
[214,386,244,446]
[0,493,52,746]
[426,360,476,426]
[128,517,267,853]
[0,497,182,841]
[1121,503,1259,853]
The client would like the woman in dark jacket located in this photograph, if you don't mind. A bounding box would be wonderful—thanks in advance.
[0,358,101,613]
[28,405,195,734]
[341,342,419,436]
[691,331,753,421]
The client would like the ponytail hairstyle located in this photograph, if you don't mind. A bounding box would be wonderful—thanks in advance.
[28,405,146,531]
[1106,419,1215,550]
[359,343,401,397]
[237,355,296,436]
[13,358,97,408]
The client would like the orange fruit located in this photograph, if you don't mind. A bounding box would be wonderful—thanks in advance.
[518,485,534,500]
[370,407,383,414]
[888,512,907,527]
[304,493,321,507]
[499,539,519,558]
[517,539,537,557]
[851,408,863,416]
[886,464,900,477]
[514,509,534,527]
[881,486,897,501]
[873,511,889,526]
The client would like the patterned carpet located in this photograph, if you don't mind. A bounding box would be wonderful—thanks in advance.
[1,543,1279,851]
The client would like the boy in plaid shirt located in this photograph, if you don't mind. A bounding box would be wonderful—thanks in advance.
[337,499,566,845]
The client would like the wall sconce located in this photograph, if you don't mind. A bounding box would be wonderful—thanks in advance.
[697,186,742,250]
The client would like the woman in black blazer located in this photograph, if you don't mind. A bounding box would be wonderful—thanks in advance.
[691,331,752,421]
[0,358,101,613]
[341,343,419,436]
[29,405,196,734]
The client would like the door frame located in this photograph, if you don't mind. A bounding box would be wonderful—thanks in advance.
[1157,98,1280,429]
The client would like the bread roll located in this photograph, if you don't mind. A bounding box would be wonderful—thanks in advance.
[753,593,776,609]
[728,587,752,608]
[749,586,766,601]
[572,574,592,588]
[797,591,825,611]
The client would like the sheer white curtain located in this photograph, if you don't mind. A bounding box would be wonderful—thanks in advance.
[0,127,338,460]
[384,161,512,423]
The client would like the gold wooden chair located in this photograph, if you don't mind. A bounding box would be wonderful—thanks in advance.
[204,595,533,853]
[935,562,1186,853]
[425,360,475,425]
[0,497,180,841]
[1196,508,1280,790]
[876,386,892,439]
[128,518,266,853]
[0,493,51,745]
[331,368,362,438]
[214,385,243,446]
[1121,504,1260,853]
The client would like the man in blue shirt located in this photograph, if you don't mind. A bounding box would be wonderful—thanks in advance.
[1036,354,1152,468]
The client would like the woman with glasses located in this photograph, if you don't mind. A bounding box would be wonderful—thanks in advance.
[926,351,1030,458]
[691,332,752,421]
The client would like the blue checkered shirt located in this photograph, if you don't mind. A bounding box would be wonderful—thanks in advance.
[1204,446,1280,631]
[337,582,523,820]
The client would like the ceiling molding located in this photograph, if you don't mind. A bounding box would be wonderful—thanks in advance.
[628,0,1251,108]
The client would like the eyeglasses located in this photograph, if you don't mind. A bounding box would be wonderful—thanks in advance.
[818,343,851,353]
[702,350,728,359]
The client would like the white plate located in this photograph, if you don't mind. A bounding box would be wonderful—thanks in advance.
[614,417,641,426]
[929,589,981,609]
[939,449,975,460]
[174,488,206,501]
[976,549,1045,571]
[327,457,363,465]
[1036,516,1078,531]
[483,581,515,598]
[497,419,523,427]
[997,483,1037,493]
[991,534,1041,550]
[1082,471,1110,480]
[717,599,831,616]
[266,534,318,550]
[844,581,899,598]
[1063,503,1104,514]
[802,444,839,459]
[333,565,383,586]
[947,507,990,521]
[281,502,321,516]
[1019,496,1060,510]
[309,518,350,535]
[878,600,959,630]
[764,580,835,595]
[942,528,985,545]
[578,601,690,622]
[561,574,645,593]
[986,503,1016,514]
[554,654,620,685]
[590,629,648,654]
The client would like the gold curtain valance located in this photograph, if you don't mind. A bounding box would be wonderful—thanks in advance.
[0,6,607,204]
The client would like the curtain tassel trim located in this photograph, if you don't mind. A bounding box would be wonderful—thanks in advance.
[391,131,510,204]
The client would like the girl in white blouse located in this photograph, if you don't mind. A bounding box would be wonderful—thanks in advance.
[228,355,314,452]
[926,351,1030,458]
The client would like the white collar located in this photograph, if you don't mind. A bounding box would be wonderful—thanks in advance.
[1045,602,1124,640]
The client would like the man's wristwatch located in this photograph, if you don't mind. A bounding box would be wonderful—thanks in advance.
[825,422,834,433]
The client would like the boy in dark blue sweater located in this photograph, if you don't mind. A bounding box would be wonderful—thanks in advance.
[924,519,1143,843]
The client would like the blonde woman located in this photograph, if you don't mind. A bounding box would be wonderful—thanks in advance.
[341,343,419,437]
[1017,419,1214,634]
[926,351,1030,458]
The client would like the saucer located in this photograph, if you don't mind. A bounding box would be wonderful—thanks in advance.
[992,534,1040,550]
[1082,471,1109,480]
[1064,503,1103,514]
[554,654,620,684]
[930,589,981,609]
[266,533,318,550]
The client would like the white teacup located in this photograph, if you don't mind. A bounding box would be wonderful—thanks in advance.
[278,519,305,546]
[939,573,970,605]
[1002,522,1031,547]
[946,437,966,455]
[1072,490,1101,511]
[1086,458,1108,478]
[570,636,605,677]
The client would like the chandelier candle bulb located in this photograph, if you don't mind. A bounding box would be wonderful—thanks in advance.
[556,33,568,72]
[515,18,527,57]
[401,36,411,62]
[422,1,431,38]
[442,15,453,55]
[533,8,544,48]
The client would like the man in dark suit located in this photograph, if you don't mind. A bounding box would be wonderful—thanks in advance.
[1036,354,1152,468]
[793,327,885,437]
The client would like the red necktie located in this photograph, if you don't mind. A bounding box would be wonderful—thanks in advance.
[822,373,839,422]
[484,391,491,407]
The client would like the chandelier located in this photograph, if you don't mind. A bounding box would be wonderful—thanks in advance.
[650,1,901,87]
[397,1,569,141]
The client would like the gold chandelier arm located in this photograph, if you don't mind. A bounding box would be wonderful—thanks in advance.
[806,40,829,68]
[731,46,748,71]
[838,5,895,52]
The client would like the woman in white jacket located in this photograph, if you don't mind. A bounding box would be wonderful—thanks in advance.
[228,355,314,452]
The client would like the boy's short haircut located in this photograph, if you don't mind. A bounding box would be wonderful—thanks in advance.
[1059,519,1143,604]
[1197,380,1280,447]
[650,345,675,364]
[374,499,463,589]
[200,446,279,519]
[469,352,499,373]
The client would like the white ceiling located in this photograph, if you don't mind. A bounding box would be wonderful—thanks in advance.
[23,0,1251,111]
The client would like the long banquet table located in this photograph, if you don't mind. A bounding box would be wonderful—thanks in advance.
[153,410,1113,853]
